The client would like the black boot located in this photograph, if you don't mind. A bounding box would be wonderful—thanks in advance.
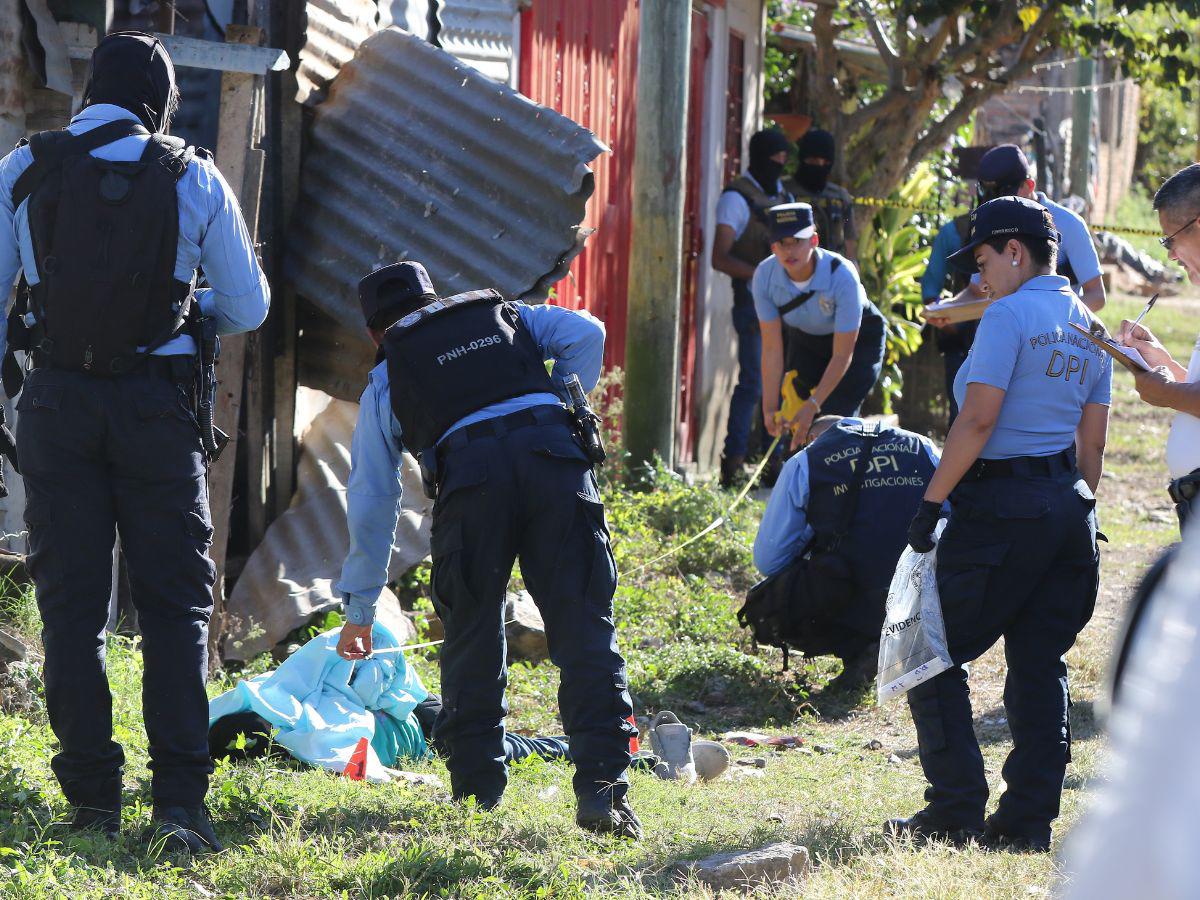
[982,819,1051,853]
[719,454,745,488]
[883,808,981,847]
[147,805,224,854]
[69,804,120,838]
[577,795,642,840]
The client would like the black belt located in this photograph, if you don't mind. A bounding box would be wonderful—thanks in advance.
[438,404,571,453]
[965,449,1075,481]
[1168,468,1200,504]
[31,353,194,382]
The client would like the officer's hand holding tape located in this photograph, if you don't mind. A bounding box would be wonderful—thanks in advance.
[907,500,943,553]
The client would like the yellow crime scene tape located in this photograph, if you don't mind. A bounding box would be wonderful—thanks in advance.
[850,195,1164,238]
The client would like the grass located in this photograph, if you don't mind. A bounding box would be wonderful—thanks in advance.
[0,289,1192,897]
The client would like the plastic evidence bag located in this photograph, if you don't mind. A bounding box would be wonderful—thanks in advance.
[877,521,953,703]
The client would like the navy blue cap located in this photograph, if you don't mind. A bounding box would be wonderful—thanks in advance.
[977,144,1032,199]
[946,196,1059,273]
[767,202,816,242]
[358,261,437,325]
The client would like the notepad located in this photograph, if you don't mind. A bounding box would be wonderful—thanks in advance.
[1066,322,1151,373]
[919,296,994,324]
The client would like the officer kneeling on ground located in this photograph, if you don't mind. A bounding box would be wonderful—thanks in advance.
[0,32,270,850]
[742,415,939,689]
[889,196,1110,853]
[335,262,639,838]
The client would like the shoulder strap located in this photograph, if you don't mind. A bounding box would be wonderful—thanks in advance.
[11,119,149,209]
[776,257,841,316]
[824,426,881,549]
[141,132,194,181]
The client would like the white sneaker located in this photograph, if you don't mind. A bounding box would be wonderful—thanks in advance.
[648,711,697,784]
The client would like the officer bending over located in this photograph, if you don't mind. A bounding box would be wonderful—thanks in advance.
[0,32,269,850]
[1116,163,1200,531]
[755,203,885,450]
[751,415,939,689]
[335,262,638,838]
[893,196,1110,853]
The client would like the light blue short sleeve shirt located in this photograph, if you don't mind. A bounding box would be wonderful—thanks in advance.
[953,273,1112,459]
[751,249,867,335]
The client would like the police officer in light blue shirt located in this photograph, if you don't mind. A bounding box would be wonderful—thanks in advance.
[334,262,639,839]
[888,196,1110,853]
[0,32,268,852]
[753,203,885,451]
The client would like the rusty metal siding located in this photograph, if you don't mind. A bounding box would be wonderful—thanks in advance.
[517,0,639,375]
[434,0,516,83]
[285,26,605,339]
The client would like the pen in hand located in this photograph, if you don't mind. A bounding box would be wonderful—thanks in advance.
[1129,292,1159,333]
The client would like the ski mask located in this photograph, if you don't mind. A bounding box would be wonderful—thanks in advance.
[747,128,792,193]
[794,129,836,194]
[82,31,177,133]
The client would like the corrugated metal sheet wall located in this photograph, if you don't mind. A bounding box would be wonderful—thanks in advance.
[518,0,639,375]
[435,0,516,84]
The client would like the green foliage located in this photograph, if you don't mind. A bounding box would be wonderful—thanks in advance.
[856,165,941,413]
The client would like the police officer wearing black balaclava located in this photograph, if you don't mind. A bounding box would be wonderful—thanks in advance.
[712,128,795,486]
[0,32,269,851]
[785,128,858,261]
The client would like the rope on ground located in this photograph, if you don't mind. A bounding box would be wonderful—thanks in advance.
[624,434,783,576]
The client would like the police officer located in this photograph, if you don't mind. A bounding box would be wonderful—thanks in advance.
[335,262,638,838]
[890,196,1111,852]
[783,128,857,260]
[712,128,794,485]
[0,32,269,850]
[755,203,885,451]
[753,415,940,688]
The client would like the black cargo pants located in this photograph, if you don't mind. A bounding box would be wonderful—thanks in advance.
[17,364,216,811]
[428,405,634,810]
[906,461,1098,846]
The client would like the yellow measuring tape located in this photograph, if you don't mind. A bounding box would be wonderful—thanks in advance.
[850,195,1165,239]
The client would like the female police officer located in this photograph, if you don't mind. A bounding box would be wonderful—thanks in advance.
[888,196,1110,852]
[754,203,885,450]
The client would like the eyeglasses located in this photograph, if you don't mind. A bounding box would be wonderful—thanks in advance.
[1159,216,1200,251]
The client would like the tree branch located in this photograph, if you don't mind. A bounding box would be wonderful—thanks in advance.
[855,0,903,89]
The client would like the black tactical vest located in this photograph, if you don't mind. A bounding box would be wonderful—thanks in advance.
[13,120,195,375]
[724,174,792,268]
[806,421,935,597]
[383,290,557,450]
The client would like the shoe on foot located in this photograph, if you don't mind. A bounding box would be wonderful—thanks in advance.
[69,804,120,838]
[148,805,224,854]
[719,454,745,489]
[883,808,982,847]
[647,711,697,783]
[982,822,1051,853]
[577,796,642,840]
[825,642,880,694]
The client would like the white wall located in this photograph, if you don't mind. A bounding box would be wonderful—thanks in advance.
[692,0,766,471]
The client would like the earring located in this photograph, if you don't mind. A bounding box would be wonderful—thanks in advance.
[1011,258,1018,267]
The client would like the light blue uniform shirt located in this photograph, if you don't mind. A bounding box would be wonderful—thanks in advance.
[0,104,270,358]
[751,248,867,335]
[920,219,963,301]
[337,302,606,625]
[953,273,1112,459]
[753,418,942,576]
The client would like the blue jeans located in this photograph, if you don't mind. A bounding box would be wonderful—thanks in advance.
[724,281,764,459]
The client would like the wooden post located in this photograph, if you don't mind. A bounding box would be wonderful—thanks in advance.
[622,0,692,475]
[207,24,266,665]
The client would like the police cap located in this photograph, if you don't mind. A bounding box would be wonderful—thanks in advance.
[358,261,437,326]
[976,144,1032,201]
[766,202,817,243]
[946,195,1059,273]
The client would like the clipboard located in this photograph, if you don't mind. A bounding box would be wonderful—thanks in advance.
[1066,322,1151,373]
[919,296,994,324]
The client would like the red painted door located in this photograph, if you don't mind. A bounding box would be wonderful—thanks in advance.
[675,9,708,464]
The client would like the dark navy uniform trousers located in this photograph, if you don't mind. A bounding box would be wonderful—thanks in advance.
[17,364,216,811]
[428,406,633,809]
[908,458,1098,844]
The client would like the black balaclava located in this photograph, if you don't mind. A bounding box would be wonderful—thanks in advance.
[81,31,177,133]
[747,128,792,193]
[795,128,836,194]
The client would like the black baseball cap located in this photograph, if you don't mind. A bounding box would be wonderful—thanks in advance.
[767,203,816,242]
[946,196,1059,273]
[358,261,437,326]
[976,144,1032,200]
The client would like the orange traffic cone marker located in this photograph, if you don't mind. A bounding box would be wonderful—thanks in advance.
[343,736,369,780]
[627,715,640,754]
